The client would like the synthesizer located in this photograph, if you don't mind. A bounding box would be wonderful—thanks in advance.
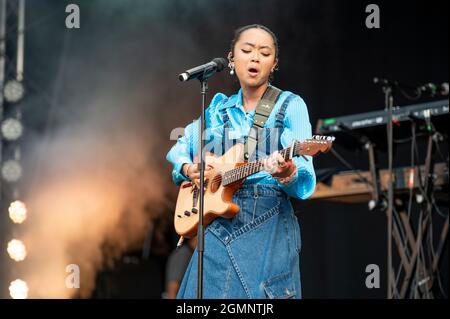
[316,99,448,150]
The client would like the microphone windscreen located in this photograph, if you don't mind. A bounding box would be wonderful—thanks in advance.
[213,58,227,71]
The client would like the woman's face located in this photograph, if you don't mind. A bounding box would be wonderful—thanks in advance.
[230,28,278,88]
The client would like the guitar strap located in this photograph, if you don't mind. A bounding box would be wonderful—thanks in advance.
[243,85,282,160]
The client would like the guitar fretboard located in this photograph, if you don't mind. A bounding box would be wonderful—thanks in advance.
[222,143,298,186]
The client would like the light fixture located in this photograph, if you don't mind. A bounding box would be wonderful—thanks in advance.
[1,118,23,141]
[9,279,28,299]
[1,160,22,182]
[3,80,25,103]
[9,200,27,224]
[7,239,27,262]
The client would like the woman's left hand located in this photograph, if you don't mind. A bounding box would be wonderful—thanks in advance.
[263,152,296,179]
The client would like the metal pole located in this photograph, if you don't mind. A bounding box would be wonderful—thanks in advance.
[196,79,207,299]
[385,86,394,299]
[16,0,25,81]
[0,0,7,300]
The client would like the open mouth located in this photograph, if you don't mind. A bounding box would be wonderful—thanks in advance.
[248,67,259,76]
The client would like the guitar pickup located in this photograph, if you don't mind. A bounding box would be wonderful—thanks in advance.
[184,210,191,216]
[191,208,198,214]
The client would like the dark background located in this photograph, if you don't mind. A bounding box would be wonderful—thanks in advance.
[1,0,448,298]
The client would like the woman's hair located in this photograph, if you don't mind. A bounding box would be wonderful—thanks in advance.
[229,24,279,82]
[229,24,279,60]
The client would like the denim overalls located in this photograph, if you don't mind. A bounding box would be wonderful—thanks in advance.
[177,93,303,299]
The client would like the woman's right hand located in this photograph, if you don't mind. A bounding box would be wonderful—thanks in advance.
[183,163,213,186]
[183,163,199,182]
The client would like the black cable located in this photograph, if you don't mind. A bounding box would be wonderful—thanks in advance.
[432,195,448,218]
[399,86,422,101]
[434,138,448,163]
[435,263,449,298]
[413,132,435,297]
[329,148,373,187]
[434,214,449,298]
[420,178,434,299]
[402,122,416,297]
[394,132,427,144]
[416,247,427,299]
[409,200,447,299]
[393,205,412,292]
[407,122,417,220]
[410,208,434,298]
[393,205,412,258]
[429,197,449,297]
[427,214,441,297]
[398,118,447,298]
[413,209,424,299]
[413,133,435,209]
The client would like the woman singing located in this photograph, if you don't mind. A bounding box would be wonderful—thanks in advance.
[166,24,315,299]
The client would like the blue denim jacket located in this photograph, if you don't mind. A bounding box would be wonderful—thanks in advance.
[166,87,316,200]
[167,88,315,299]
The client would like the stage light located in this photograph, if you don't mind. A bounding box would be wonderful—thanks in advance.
[3,80,25,103]
[1,160,22,182]
[7,239,27,262]
[1,118,23,141]
[9,279,28,299]
[9,200,27,224]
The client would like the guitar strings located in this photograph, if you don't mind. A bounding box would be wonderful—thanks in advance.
[201,141,306,187]
[222,146,293,185]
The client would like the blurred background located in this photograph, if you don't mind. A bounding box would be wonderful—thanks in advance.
[0,0,448,299]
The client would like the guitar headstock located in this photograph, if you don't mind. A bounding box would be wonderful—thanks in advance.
[295,135,335,157]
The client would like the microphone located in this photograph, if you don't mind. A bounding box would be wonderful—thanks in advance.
[179,58,227,82]
[418,82,449,97]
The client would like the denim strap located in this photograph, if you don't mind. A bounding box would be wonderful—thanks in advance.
[274,93,295,149]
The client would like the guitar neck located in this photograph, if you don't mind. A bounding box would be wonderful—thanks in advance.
[222,144,297,186]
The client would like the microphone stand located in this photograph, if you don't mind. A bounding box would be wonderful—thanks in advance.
[383,84,394,299]
[179,59,225,299]
[374,77,396,298]
[196,72,209,299]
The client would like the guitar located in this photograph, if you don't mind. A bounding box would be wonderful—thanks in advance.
[174,135,334,238]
